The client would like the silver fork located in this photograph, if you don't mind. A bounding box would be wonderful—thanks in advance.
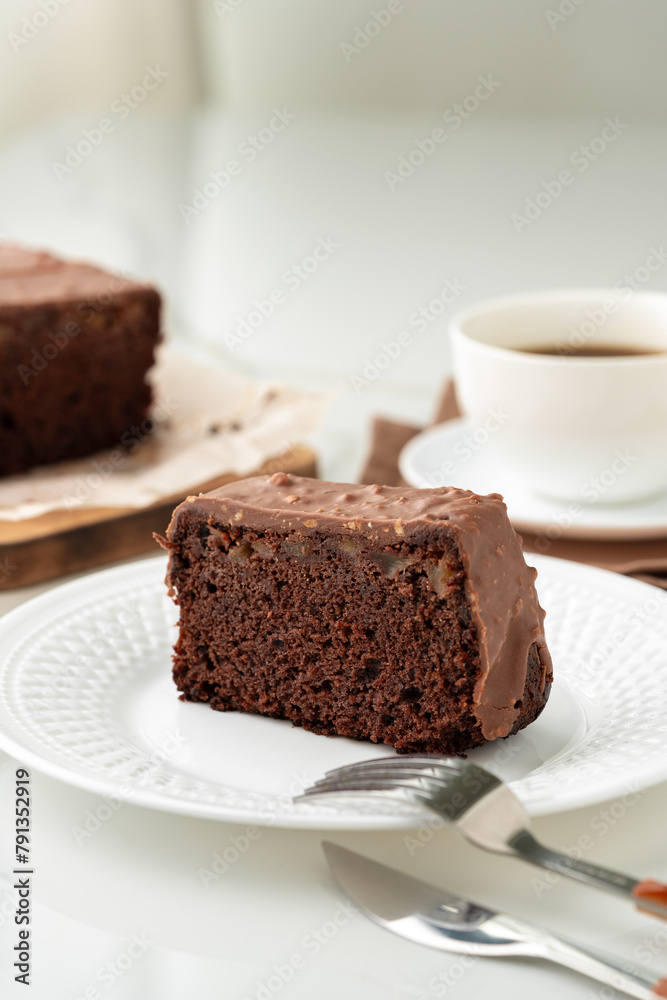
[297,756,667,920]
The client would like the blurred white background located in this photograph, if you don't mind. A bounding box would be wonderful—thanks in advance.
[1,0,666,477]
[2,11,667,1000]
[3,0,667,123]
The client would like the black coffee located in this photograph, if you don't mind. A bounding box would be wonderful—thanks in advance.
[519,344,663,357]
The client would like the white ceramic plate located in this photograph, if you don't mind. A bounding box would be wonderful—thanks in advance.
[399,418,667,540]
[0,555,666,828]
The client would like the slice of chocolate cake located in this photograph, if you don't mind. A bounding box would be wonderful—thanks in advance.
[160,474,552,754]
[0,244,161,477]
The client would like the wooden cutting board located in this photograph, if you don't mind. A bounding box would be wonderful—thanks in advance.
[0,445,317,590]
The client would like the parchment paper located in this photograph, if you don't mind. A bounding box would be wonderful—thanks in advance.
[0,346,328,521]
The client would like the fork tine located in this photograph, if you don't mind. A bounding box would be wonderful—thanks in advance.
[310,768,458,790]
[295,775,432,801]
[302,772,452,798]
[297,756,499,817]
[323,755,464,779]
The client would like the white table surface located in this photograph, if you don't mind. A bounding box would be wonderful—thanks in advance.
[1,110,667,997]
[1,562,666,1000]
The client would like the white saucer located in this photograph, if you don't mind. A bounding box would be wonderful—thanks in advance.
[399,418,667,540]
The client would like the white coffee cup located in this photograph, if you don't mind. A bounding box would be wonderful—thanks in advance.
[450,288,667,504]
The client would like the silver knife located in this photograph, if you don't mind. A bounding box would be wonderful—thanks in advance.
[323,842,667,1000]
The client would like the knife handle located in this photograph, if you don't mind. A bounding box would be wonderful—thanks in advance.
[539,933,667,1000]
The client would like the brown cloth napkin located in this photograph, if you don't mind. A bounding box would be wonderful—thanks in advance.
[360,381,667,589]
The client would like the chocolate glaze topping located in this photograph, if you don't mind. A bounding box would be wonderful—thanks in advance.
[0,243,151,311]
[167,473,552,741]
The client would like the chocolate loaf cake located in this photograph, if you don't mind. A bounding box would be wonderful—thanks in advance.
[0,244,161,477]
[161,474,552,754]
